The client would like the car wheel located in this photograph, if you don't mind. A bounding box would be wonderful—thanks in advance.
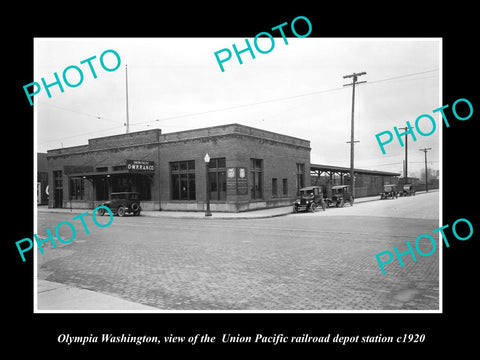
[133,210,141,216]
[97,208,105,216]
[339,199,344,207]
[310,203,317,212]
[131,203,140,212]
[117,206,126,217]
[292,205,298,213]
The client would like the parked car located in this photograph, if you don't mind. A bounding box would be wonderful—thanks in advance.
[380,184,398,199]
[399,184,416,197]
[325,185,354,207]
[293,186,326,213]
[97,192,142,216]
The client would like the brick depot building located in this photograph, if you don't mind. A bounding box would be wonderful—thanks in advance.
[46,123,399,212]
[47,124,311,212]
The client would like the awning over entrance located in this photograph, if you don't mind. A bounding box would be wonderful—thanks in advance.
[68,170,153,180]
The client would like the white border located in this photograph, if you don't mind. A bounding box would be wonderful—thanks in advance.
[33,37,443,314]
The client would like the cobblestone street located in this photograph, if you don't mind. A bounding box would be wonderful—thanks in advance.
[37,192,440,311]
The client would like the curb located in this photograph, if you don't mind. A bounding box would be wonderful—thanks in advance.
[36,207,294,220]
[37,192,435,220]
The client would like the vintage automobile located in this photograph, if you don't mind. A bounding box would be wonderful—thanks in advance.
[97,192,142,217]
[380,184,398,199]
[293,186,326,213]
[399,184,416,197]
[325,185,354,208]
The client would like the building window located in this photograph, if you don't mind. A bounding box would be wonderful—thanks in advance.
[112,176,135,192]
[96,167,108,172]
[250,158,263,199]
[296,163,305,195]
[112,165,127,171]
[208,158,226,201]
[110,175,151,200]
[272,178,278,197]
[69,178,85,200]
[170,160,196,200]
[96,178,109,201]
[282,178,288,196]
[136,175,151,200]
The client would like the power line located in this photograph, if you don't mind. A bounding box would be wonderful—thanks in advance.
[131,87,346,126]
[38,68,439,144]
[38,125,124,145]
[40,103,120,124]
[368,69,439,85]
[131,68,439,127]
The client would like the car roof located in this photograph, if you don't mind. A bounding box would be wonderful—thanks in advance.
[300,186,321,190]
[331,185,348,189]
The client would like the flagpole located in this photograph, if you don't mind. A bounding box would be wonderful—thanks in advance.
[125,64,130,133]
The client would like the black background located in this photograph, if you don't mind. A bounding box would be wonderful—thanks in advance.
[5,3,477,355]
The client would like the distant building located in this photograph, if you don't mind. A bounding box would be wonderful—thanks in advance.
[37,153,49,205]
[310,164,400,198]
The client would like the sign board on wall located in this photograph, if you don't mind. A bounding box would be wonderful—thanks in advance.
[226,167,248,195]
[226,168,237,194]
[126,160,155,173]
[237,167,248,195]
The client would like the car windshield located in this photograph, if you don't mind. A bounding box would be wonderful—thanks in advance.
[301,190,314,197]
[332,188,343,194]
[111,194,125,200]
[111,193,139,200]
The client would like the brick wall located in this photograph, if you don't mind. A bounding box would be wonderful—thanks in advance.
[47,125,311,212]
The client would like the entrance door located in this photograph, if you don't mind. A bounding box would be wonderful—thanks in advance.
[54,189,63,208]
[53,170,63,208]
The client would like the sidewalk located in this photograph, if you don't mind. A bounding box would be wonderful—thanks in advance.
[37,194,383,219]
[36,279,159,311]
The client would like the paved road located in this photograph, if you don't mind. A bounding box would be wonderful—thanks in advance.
[36,191,440,311]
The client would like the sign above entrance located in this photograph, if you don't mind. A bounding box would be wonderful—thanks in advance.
[126,160,155,173]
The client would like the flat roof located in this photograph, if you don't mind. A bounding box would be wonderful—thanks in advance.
[47,123,310,156]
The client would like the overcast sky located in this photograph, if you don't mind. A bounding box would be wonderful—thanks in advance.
[35,37,440,178]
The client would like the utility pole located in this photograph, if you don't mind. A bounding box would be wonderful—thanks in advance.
[398,126,409,184]
[125,64,130,133]
[420,148,431,192]
[343,72,366,198]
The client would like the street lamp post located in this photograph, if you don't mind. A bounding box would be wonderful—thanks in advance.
[204,153,212,217]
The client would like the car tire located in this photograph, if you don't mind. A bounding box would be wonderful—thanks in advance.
[133,210,141,216]
[117,206,126,217]
[293,206,298,213]
[97,208,106,216]
[131,203,140,212]
[339,199,344,208]
[310,203,317,212]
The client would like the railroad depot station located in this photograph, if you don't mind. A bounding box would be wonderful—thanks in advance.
[44,123,400,212]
